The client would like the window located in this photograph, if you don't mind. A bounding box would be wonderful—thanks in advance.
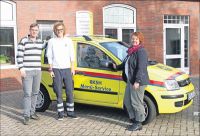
[38,24,54,41]
[0,1,15,21]
[164,15,189,24]
[166,28,181,55]
[77,43,113,70]
[103,4,136,45]
[37,20,62,41]
[163,15,190,73]
[122,29,134,45]
[0,27,15,64]
[105,29,117,39]
[104,6,134,24]
[100,42,128,61]
[0,1,16,67]
[184,26,189,67]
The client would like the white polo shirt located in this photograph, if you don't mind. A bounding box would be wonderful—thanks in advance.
[47,37,75,69]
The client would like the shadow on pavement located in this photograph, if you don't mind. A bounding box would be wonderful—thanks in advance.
[0,105,23,123]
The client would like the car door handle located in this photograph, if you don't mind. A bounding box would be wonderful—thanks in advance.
[75,71,85,75]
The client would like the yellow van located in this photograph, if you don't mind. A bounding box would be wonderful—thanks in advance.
[36,35,195,124]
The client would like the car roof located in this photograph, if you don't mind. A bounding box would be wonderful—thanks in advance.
[69,35,118,43]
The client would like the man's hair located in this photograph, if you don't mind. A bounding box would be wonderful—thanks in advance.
[29,23,39,29]
[53,22,66,36]
[131,32,144,44]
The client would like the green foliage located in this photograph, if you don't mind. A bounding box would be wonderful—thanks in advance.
[0,55,10,63]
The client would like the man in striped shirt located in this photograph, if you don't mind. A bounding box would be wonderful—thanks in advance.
[17,23,44,125]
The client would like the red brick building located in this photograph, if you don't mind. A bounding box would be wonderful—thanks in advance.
[0,0,199,91]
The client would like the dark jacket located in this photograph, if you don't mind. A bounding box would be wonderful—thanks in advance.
[117,48,149,85]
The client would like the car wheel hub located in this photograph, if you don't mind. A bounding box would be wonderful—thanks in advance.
[36,90,44,108]
[144,102,148,118]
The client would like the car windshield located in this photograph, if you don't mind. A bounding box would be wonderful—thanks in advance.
[100,42,128,61]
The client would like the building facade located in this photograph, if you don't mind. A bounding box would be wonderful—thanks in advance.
[0,0,199,91]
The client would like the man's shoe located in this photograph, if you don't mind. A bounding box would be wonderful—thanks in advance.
[67,112,78,119]
[23,117,30,125]
[130,118,136,123]
[57,113,64,121]
[30,113,39,120]
[126,122,142,131]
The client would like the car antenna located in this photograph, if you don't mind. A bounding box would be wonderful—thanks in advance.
[82,35,92,41]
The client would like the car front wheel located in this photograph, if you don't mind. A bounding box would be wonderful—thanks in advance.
[36,85,51,112]
[143,95,157,125]
[124,95,157,125]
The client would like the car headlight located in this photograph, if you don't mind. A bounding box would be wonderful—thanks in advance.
[164,80,180,91]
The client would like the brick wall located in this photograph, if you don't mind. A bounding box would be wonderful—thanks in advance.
[0,69,22,91]
[15,0,199,76]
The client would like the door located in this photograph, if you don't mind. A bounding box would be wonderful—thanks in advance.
[73,42,121,104]
[164,25,189,73]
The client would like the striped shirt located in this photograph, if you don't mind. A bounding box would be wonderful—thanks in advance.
[17,35,45,71]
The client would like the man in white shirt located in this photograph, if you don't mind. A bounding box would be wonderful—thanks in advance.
[47,22,77,120]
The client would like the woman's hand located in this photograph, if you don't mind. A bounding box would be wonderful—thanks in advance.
[112,63,117,69]
[133,82,140,90]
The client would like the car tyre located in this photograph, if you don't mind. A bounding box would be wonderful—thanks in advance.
[124,95,157,125]
[142,95,157,125]
[36,85,51,112]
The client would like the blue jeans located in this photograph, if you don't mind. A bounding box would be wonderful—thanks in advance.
[22,70,41,117]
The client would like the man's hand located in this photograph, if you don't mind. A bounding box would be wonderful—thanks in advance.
[133,82,140,90]
[71,68,75,75]
[48,65,55,78]
[71,62,75,75]
[20,69,26,78]
[50,71,55,78]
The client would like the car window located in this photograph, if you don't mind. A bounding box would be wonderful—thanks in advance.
[77,43,113,70]
[100,42,128,61]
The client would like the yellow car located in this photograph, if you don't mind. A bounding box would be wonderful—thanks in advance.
[36,35,195,124]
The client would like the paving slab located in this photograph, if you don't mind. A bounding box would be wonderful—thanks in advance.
[0,78,199,136]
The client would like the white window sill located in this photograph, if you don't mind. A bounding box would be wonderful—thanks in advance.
[0,64,17,69]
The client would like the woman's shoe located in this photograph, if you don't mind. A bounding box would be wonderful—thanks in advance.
[126,122,142,131]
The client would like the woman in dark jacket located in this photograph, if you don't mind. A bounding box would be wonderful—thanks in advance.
[115,32,149,131]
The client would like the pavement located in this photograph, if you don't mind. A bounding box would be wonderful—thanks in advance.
[0,77,199,136]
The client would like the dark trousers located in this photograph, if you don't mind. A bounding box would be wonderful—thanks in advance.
[124,81,146,122]
[53,68,74,115]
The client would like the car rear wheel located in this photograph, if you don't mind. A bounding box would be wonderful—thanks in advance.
[36,85,51,112]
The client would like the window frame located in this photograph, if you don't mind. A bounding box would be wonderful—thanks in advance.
[0,1,17,69]
[163,15,190,74]
[37,20,62,41]
[103,4,136,43]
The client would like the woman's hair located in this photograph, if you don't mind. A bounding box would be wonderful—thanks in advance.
[131,32,144,44]
[53,22,66,36]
